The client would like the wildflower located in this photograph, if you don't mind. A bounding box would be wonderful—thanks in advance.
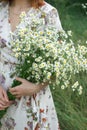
[61,85,65,90]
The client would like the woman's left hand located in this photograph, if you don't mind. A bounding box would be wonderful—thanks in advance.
[9,77,40,98]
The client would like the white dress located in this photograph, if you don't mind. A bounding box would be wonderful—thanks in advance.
[0,1,62,130]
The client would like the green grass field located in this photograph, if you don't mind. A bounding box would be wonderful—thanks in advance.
[49,1,87,130]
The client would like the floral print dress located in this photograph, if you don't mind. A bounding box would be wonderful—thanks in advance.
[0,1,62,130]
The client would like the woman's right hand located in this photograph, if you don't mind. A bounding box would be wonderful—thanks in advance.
[0,86,12,110]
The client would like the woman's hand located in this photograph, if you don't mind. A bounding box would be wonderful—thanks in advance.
[0,86,13,110]
[9,77,41,98]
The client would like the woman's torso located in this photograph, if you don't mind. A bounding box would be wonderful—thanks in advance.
[0,1,62,90]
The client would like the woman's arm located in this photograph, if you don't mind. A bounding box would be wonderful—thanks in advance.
[45,7,63,31]
[9,77,49,98]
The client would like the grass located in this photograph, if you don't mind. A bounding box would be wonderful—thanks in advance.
[58,4,87,42]
[52,72,87,130]
[47,1,87,130]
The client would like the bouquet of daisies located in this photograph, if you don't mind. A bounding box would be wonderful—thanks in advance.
[0,11,87,121]
[9,12,87,95]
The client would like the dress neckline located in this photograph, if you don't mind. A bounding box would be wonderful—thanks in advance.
[7,2,47,33]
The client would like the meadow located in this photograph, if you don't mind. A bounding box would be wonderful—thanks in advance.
[47,0,87,130]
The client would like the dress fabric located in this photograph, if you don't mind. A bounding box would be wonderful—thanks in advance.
[0,1,62,130]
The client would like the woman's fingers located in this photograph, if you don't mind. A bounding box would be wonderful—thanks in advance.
[10,91,17,95]
[15,95,21,99]
[0,93,7,104]
[2,90,9,102]
[0,86,10,110]
[12,92,21,98]
[0,107,4,110]
[0,100,7,106]
[0,107,5,110]
[8,100,15,105]
[9,89,21,98]
[9,87,17,93]
[15,77,26,83]
[0,100,15,110]
[0,104,9,110]
[9,87,22,99]
[0,88,9,103]
[10,91,19,96]
[9,87,20,95]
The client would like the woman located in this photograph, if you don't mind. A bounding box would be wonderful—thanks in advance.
[0,0,62,129]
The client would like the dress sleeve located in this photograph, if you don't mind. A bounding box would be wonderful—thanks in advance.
[45,8,63,31]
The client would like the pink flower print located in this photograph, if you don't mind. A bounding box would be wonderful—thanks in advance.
[35,123,40,130]
[5,117,16,129]
[27,121,33,130]
[40,109,44,113]
[42,117,47,123]
[24,127,28,130]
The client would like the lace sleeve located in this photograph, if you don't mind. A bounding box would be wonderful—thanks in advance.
[45,8,63,31]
